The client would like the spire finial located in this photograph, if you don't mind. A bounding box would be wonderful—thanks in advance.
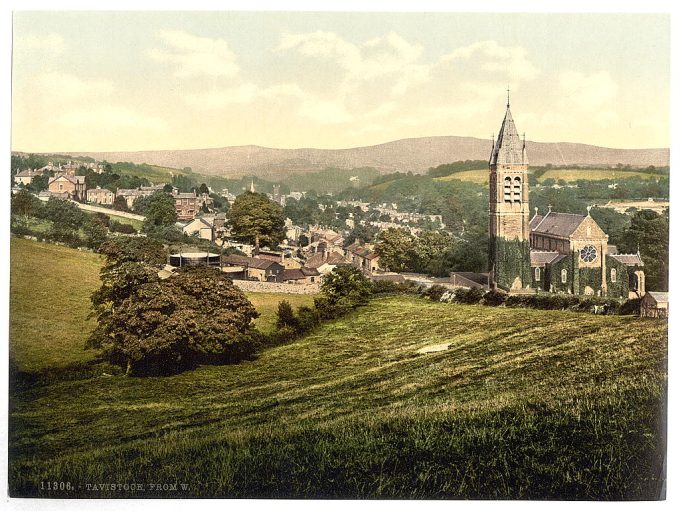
[548,204,552,213]
[506,85,510,108]
[587,205,592,216]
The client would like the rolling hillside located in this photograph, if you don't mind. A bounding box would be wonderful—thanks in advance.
[65,136,669,179]
[8,239,667,499]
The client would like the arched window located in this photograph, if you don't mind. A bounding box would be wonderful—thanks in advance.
[513,176,522,202]
[561,269,568,284]
[503,177,512,202]
[611,268,617,283]
[535,267,540,281]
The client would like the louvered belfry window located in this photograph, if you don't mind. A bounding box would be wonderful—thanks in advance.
[513,177,522,202]
[503,177,512,202]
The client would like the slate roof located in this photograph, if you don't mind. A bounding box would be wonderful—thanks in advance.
[530,212,586,239]
[490,105,527,166]
[16,168,42,177]
[222,255,282,270]
[282,267,320,280]
[530,250,567,267]
[305,251,349,268]
[610,254,644,266]
[346,242,379,260]
[646,292,668,303]
[48,175,86,185]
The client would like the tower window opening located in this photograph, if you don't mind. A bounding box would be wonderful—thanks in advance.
[503,177,512,202]
[513,176,522,202]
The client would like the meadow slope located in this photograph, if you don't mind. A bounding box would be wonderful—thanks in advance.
[9,283,667,498]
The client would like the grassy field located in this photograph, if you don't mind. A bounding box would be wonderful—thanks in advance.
[9,238,102,371]
[245,292,316,333]
[434,169,489,184]
[537,169,660,183]
[9,241,667,499]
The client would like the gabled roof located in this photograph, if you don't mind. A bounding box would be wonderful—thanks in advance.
[610,254,644,266]
[346,242,378,259]
[531,212,586,239]
[283,268,318,280]
[530,250,567,267]
[490,105,527,166]
[305,251,349,268]
[222,254,282,270]
[16,168,41,177]
[48,175,85,185]
[646,292,668,303]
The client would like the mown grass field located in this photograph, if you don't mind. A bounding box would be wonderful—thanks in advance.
[434,169,488,184]
[537,168,660,183]
[9,238,667,499]
[245,292,316,333]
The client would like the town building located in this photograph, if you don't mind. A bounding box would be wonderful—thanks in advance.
[87,187,115,205]
[47,175,87,201]
[182,217,215,241]
[640,292,668,318]
[173,191,198,221]
[221,255,285,282]
[345,242,381,274]
[487,96,645,298]
[14,168,43,186]
[282,267,320,284]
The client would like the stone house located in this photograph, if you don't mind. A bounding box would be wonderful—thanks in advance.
[87,187,115,205]
[640,292,668,318]
[182,217,215,241]
[14,168,43,186]
[282,267,320,284]
[345,242,381,274]
[173,191,198,221]
[222,254,285,282]
[47,175,86,201]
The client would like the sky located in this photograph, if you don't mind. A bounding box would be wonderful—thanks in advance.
[10,11,670,152]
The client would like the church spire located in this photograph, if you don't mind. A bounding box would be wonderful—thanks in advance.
[506,85,510,108]
[490,93,524,166]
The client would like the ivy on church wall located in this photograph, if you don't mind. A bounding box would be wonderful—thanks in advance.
[491,237,531,290]
[605,256,636,299]
[546,252,577,294]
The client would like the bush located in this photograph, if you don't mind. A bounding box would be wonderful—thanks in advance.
[296,305,320,333]
[276,300,300,331]
[423,285,447,301]
[454,287,485,304]
[109,220,137,234]
[620,298,641,316]
[482,290,507,306]
[371,279,420,296]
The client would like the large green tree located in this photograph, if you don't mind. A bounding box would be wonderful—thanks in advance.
[142,191,177,229]
[88,267,259,375]
[375,227,416,272]
[619,209,669,291]
[228,192,285,247]
[11,189,42,221]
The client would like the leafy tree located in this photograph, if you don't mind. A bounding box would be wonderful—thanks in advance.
[98,237,167,268]
[11,189,42,220]
[40,198,87,229]
[88,267,259,375]
[375,227,415,272]
[113,195,129,211]
[84,218,109,250]
[298,234,310,247]
[275,300,299,331]
[163,183,174,193]
[619,209,669,291]
[228,192,285,247]
[198,183,209,195]
[143,191,177,229]
[318,265,372,312]
[344,223,378,246]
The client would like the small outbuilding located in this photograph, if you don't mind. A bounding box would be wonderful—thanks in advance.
[168,252,221,268]
[640,292,668,319]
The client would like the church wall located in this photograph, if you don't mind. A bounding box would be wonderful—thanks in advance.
[491,237,531,291]
[546,252,577,294]
[604,255,631,299]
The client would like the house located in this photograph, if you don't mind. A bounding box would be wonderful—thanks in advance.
[47,175,86,201]
[14,168,43,186]
[640,292,668,318]
[305,250,351,275]
[116,188,143,209]
[87,187,115,205]
[282,267,320,284]
[345,242,381,274]
[173,191,198,221]
[222,255,285,282]
[182,217,215,241]
[487,97,645,297]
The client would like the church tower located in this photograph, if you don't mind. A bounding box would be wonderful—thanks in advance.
[489,92,531,290]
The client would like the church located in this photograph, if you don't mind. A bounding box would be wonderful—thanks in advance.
[487,96,645,299]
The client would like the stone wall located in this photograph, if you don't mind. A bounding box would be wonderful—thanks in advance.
[233,280,320,295]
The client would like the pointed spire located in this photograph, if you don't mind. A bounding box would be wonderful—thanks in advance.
[490,93,524,166]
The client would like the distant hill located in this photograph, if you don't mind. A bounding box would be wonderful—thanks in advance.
[59,136,669,179]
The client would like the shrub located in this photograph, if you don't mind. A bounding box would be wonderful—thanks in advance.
[424,285,447,301]
[454,287,485,304]
[482,290,507,306]
[620,298,641,316]
[109,220,137,234]
[276,300,300,331]
[296,305,320,333]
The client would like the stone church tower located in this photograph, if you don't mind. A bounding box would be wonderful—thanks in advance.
[489,94,531,290]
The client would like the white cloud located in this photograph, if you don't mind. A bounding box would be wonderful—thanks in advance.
[440,40,540,81]
[559,70,618,111]
[14,32,65,54]
[35,72,115,102]
[147,30,239,78]
[58,105,168,132]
